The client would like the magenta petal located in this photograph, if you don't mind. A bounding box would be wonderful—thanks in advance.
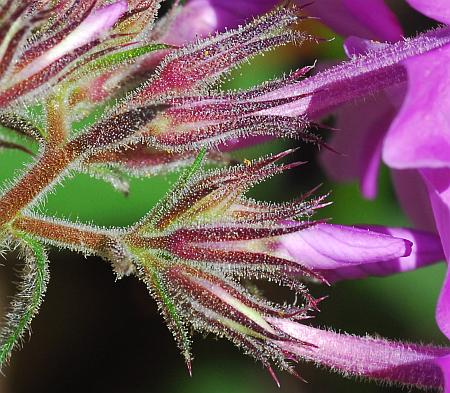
[205,0,276,30]
[438,270,450,341]
[436,355,450,393]
[276,223,412,270]
[406,0,450,24]
[276,223,443,283]
[269,319,448,389]
[383,43,450,169]
[177,0,276,37]
[161,0,278,46]
[358,115,386,199]
[391,169,437,232]
[317,226,445,282]
[306,0,402,41]
[420,169,450,245]
[181,0,403,42]
[421,168,450,339]
[320,94,396,199]
[319,110,360,184]
[320,37,404,199]
[160,1,219,45]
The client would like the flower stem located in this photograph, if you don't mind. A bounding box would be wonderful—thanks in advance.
[0,146,77,226]
[12,215,111,252]
[13,214,141,277]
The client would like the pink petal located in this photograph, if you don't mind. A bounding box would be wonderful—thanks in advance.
[436,355,450,393]
[306,0,403,41]
[320,93,396,199]
[406,0,450,24]
[166,0,403,47]
[320,36,405,199]
[317,226,445,282]
[275,223,444,283]
[421,168,450,339]
[383,43,450,169]
[159,0,219,46]
[204,0,276,31]
[162,0,277,46]
[391,169,437,232]
[438,270,450,341]
[276,223,413,270]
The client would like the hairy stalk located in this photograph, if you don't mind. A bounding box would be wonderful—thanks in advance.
[0,145,78,225]
[12,215,113,253]
[12,215,139,277]
[13,214,165,259]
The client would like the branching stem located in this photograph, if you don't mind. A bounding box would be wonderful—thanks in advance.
[0,145,78,226]
[12,215,159,258]
[13,215,112,253]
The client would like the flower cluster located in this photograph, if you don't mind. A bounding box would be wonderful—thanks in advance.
[0,0,449,391]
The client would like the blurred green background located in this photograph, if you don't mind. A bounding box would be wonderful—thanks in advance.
[0,2,446,393]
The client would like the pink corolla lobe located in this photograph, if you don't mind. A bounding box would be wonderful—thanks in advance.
[275,224,445,283]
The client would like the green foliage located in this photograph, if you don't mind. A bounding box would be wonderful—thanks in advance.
[0,234,49,368]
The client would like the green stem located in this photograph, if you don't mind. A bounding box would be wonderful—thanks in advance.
[0,233,49,367]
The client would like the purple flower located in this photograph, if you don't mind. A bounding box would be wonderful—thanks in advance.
[150,0,450,340]
[305,0,402,41]
[157,0,276,45]
[2,1,449,389]
[275,224,445,282]
[165,0,402,43]
[312,0,450,342]
[407,0,450,23]
[123,148,447,388]
[150,2,450,387]
[294,1,450,384]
